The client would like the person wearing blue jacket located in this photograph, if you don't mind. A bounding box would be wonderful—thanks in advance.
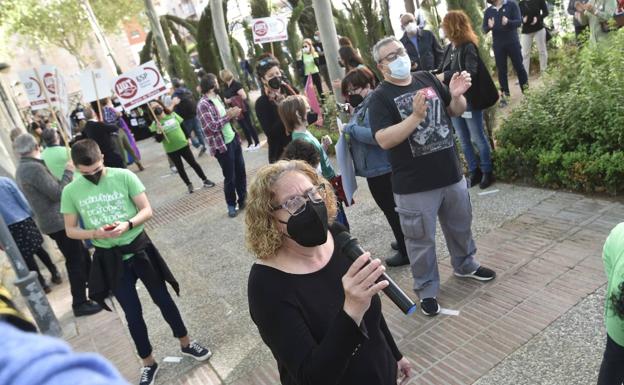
[341,67,408,267]
[483,0,529,107]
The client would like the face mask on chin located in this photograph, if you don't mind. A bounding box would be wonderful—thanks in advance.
[279,200,329,247]
[387,55,412,80]
[83,169,103,185]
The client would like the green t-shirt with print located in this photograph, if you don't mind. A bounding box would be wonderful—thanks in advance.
[210,97,235,144]
[149,112,188,153]
[291,131,335,180]
[41,145,69,180]
[603,222,624,347]
[302,52,319,76]
[60,168,145,260]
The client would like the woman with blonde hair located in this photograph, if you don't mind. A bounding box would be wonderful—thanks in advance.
[437,10,498,189]
[245,160,412,385]
[219,69,261,150]
[297,38,324,100]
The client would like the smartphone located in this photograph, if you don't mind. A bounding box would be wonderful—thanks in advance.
[336,102,350,113]
[103,225,116,231]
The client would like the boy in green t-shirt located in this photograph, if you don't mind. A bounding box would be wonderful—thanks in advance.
[61,139,211,385]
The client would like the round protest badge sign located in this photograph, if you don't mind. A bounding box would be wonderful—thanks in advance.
[115,77,138,99]
[254,20,269,37]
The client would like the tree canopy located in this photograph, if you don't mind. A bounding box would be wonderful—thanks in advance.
[0,0,144,67]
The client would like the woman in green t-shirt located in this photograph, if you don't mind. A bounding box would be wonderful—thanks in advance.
[148,100,215,194]
[298,38,324,101]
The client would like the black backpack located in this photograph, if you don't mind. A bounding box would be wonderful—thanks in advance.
[459,43,499,110]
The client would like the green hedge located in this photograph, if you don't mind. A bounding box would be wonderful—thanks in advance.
[495,29,624,195]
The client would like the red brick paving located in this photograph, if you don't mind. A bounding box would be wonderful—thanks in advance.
[51,192,620,384]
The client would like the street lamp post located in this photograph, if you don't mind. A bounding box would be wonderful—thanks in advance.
[0,214,61,336]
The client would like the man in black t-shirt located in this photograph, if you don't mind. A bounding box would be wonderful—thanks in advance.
[368,36,496,316]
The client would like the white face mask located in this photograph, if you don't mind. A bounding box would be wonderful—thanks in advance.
[387,54,412,80]
[303,46,310,54]
[405,22,419,35]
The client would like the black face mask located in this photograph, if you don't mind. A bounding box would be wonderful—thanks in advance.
[280,200,329,247]
[83,169,103,185]
[349,94,364,108]
[306,111,319,125]
[268,77,282,90]
[153,107,163,116]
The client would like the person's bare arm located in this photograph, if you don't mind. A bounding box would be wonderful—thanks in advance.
[374,91,428,150]
[237,88,248,101]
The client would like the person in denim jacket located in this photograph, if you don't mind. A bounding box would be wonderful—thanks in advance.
[341,67,409,267]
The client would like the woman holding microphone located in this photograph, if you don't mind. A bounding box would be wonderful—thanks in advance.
[245,160,412,385]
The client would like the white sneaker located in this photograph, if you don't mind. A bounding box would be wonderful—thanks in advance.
[170,166,178,174]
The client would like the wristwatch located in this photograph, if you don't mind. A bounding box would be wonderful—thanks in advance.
[127,220,133,230]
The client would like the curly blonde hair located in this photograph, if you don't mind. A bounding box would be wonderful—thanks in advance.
[245,160,337,260]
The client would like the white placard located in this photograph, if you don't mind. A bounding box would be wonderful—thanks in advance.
[112,61,167,111]
[252,16,288,44]
[79,69,113,103]
[18,65,60,110]
[335,118,357,205]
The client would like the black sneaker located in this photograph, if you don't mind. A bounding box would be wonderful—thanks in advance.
[187,184,194,194]
[203,179,216,188]
[139,363,158,385]
[73,301,103,317]
[385,252,410,267]
[480,172,495,189]
[454,266,496,281]
[390,241,398,251]
[238,201,246,211]
[469,168,483,188]
[181,341,212,361]
[420,298,440,316]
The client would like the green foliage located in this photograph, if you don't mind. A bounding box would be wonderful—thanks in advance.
[169,44,198,98]
[139,31,154,64]
[495,29,624,195]
[197,6,222,76]
[287,2,306,87]
[0,0,142,66]
[307,93,341,155]
[343,0,385,72]
[288,0,317,39]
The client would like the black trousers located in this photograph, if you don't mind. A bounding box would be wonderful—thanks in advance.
[237,111,260,146]
[310,72,324,101]
[112,257,188,359]
[366,172,408,257]
[167,145,208,186]
[48,229,90,306]
[26,247,58,287]
[597,334,624,385]
[215,138,247,207]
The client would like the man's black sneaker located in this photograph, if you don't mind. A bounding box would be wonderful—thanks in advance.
[390,241,398,251]
[469,168,483,188]
[203,179,216,188]
[139,363,158,385]
[385,252,409,267]
[454,266,496,281]
[181,341,212,361]
[480,172,495,190]
[73,301,103,317]
[420,298,440,316]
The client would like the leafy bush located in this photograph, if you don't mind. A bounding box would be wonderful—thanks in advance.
[495,29,624,195]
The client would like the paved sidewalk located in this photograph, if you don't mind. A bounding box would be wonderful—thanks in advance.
[44,137,621,385]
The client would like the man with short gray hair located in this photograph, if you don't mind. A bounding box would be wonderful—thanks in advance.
[399,13,442,72]
[368,37,496,316]
[14,133,101,317]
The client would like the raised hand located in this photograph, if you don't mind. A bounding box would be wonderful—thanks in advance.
[449,71,472,98]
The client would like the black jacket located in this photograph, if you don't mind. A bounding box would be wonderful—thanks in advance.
[89,231,179,310]
[255,94,293,163]
[83,120,125,168]
[400,30,443,71]
[519,0,549,34]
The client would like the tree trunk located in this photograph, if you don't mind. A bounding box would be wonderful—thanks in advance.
[312,0,344,101]
[144,0,171,75]
[404,0,416,14]
[211,0,237,76]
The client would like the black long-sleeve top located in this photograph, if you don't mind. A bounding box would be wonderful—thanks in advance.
[248,224,402,385]
[255,94,292,163]
[438,42,480,105]
[519,0,549,34]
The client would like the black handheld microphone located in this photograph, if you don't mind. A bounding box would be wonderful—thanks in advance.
[335,232,417,315]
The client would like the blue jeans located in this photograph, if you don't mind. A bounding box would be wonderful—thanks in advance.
[493,41,528,95]
[451,108,493,173]
[182,117,206,149]
[215,137,247,207]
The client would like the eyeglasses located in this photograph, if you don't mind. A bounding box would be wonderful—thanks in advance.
[381,47,407,63]
[272,184,327,216]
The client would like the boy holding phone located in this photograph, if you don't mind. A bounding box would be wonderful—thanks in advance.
[61,139,210,385]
